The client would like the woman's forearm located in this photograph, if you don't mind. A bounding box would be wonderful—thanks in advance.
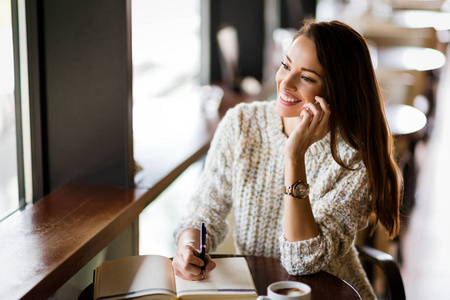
[283,158,319,241]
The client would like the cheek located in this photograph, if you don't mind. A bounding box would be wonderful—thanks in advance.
[316,82,326,98]
[275,69,282,88]
[304,84,325,101]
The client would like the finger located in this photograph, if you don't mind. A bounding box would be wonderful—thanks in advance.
[295,109,315,136]
[172,259,203,281]
[178,246,207,278]
[315,97,331,131]
[312,97,330,138]
[173,252,204,280]
[304,101,323,118]
[299,108,313,126]
[172,252,192,280]
[181,247,205,268]
[312,96,331,124]
[315,96,330,116]
[305,102,324,127]
[172,256,190,280]
[204,254,216,274]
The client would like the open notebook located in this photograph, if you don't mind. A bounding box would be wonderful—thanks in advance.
[93,255,258,300]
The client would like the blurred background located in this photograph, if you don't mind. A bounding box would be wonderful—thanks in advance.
[1,0,449,299]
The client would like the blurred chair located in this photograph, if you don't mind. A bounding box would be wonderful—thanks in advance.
[217,25,241,92]
[357,245,406,300]
[376,69,416,106]
[216,25,263,97]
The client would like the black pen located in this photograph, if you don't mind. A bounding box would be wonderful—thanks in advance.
[200,222,207,279]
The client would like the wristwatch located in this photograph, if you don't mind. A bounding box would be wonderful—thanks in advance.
[284,180,309,199]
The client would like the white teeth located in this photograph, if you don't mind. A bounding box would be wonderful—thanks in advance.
[281,93,300,103]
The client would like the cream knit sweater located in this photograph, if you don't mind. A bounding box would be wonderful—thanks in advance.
[174,100,376,299]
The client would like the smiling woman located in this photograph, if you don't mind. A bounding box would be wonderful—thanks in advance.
[171,19,402,300]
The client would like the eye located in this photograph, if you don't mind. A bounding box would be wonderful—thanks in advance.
[302,76,316,83]
[281,61,289,70]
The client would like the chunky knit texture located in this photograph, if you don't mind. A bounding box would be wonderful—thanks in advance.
[174,100,376,299]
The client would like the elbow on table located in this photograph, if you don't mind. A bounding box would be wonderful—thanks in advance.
[280,247,330,276]
[279,235,330,275]
[281,258,325,276]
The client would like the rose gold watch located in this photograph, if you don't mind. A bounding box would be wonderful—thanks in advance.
[284,180,309,199]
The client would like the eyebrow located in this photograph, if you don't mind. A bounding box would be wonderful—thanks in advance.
[286,55,322,78]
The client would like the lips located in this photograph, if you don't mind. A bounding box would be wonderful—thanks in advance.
[279,90,302,106]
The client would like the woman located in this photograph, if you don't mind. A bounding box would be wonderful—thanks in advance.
[172,20,401,299]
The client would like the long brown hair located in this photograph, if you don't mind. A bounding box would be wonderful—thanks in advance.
[294,20,402,238]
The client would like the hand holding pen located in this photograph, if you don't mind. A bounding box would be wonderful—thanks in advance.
[172,224,216,281]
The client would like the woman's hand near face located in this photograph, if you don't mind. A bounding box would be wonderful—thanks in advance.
[283,96,328,241]
[172,229,216,281]
[284,96,330,161]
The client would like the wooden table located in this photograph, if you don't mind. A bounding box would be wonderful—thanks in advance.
[79,255,361,300]
[0,184,156,300]
[244,256,361,300]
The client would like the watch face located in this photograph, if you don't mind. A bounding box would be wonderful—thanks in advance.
[293,181,309,198]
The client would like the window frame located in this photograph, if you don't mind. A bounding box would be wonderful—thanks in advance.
[11,0,26,209]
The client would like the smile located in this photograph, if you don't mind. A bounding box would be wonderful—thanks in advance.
[280,91,302,105]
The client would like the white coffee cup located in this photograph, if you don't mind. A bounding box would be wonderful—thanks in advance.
[257,281,311,300]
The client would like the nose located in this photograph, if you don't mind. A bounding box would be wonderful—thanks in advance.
[280,73,298,92]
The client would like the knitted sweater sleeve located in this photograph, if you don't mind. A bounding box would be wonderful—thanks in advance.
[279,161,371,275]
[173,107,237,252]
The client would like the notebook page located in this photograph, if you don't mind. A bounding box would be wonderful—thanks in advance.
[95,255,176,300]
[175,257,257,298]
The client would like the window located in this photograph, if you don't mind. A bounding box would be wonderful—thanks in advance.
[131,0,202,255]
[0,0,30,221]
[131,0,201,104]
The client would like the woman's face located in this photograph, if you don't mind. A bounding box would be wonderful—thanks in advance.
[275,35,326,118]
